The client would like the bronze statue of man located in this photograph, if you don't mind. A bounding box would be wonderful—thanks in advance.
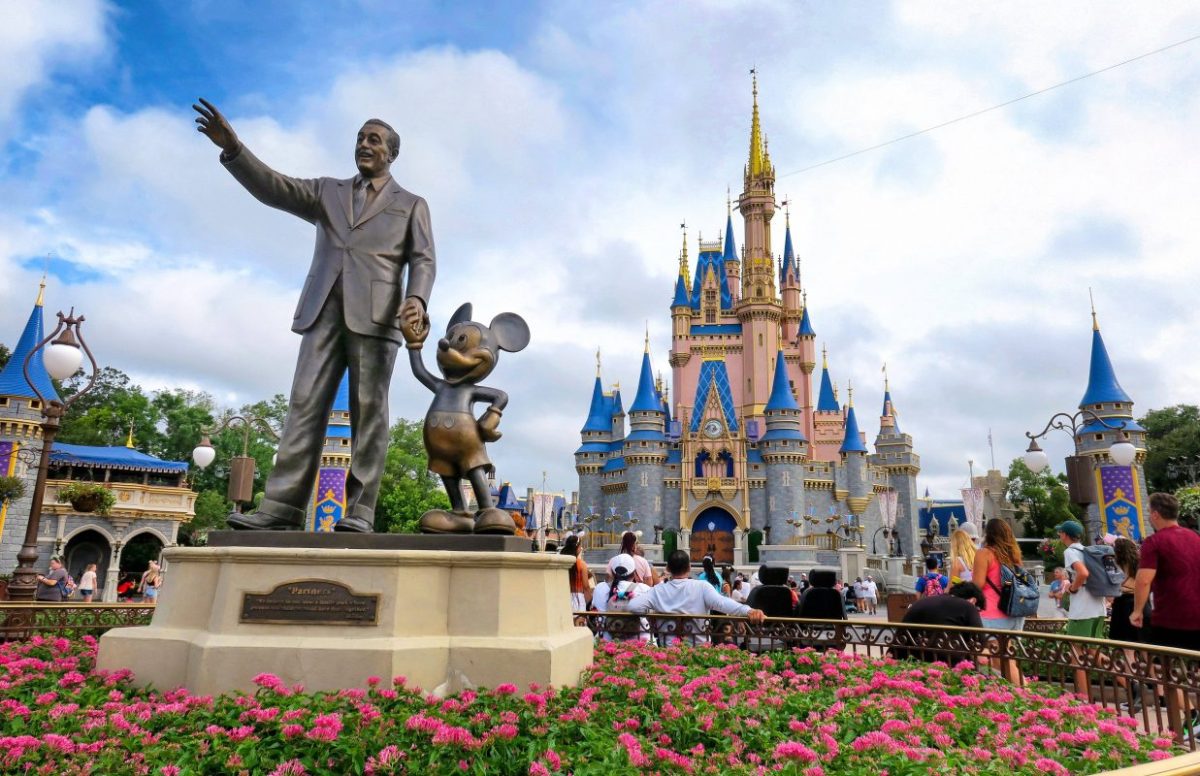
[193,99,435,533]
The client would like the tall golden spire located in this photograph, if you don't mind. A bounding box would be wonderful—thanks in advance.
[678,223,690,287]
[748,69,765,178]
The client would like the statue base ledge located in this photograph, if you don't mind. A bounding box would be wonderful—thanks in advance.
[97,545,593,697]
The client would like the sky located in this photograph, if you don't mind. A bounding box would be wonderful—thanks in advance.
[1,1,1198,503]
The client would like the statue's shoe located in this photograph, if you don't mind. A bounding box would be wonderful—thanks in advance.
[473,507,517,535]
[333,515,373,533]
[419,510,476,534]
[227,510,303,530]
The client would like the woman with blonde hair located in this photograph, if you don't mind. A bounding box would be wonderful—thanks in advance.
[948,528,976,583]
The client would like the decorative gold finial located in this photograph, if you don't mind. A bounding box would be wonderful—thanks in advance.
[595,348,601,378]
[1089,287,1099,331]
[748,67,764,178]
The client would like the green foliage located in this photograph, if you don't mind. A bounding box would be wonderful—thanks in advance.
[1005,458,1082,539]
[0,475,26,503]
[55,482,117,516]
[375,418,449,533]
[178,490,233,546]
[1140,404,1200,492]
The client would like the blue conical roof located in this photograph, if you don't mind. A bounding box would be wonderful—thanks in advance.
[581,376,609,432]
[332,371,350,413]
[629,350,662,413]
[765,351,799,411]
[0,297,60,402]
[816,363,838,412]
[840,404,868,453]
[722,212,738,264]
[672,274,690,307]
[780,224,795,283]
[1079,325,1131,407]
[798,306,815,337]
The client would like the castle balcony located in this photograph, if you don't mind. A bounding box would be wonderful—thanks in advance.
[43,479,197,522]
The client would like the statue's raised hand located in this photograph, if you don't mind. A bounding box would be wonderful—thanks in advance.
[193,98,239,154]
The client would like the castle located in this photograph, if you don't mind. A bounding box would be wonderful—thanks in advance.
[575,77,921,566]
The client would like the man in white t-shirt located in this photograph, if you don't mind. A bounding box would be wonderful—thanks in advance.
[1058,520,1107,638]
[628,551,764,643]
[862,576,879,615]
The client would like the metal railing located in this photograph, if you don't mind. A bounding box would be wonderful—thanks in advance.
[577,611,1200,750]
[0,602,155,642]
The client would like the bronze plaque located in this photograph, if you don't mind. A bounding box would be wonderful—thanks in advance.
[240,580,379,626]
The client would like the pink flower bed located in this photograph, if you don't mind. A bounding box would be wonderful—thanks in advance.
[0,636,1181,774]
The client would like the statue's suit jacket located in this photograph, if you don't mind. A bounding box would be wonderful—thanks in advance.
[222,145,436,342]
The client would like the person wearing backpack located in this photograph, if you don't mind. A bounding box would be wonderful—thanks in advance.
[915,556,949,597]
[1058,520,1110,639]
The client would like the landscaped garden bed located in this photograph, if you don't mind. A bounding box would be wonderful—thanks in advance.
[0,636,1182,774]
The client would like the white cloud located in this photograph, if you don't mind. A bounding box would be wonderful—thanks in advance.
[0,0,109,137]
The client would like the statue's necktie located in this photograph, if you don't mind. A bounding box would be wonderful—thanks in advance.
[353,179,369,221]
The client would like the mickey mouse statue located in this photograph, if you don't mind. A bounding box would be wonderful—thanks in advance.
[401,302,530,534]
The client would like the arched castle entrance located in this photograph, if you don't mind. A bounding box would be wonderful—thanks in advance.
[689,507,737,565]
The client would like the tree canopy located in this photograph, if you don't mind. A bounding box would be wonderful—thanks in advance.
[1005,457,1083,539]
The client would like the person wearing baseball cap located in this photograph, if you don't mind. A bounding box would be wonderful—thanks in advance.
[1058,519,1105,639]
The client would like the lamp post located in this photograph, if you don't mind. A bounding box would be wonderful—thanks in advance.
[192,415,280,516]
[1023,409,1135,537]
[9,310,101,601]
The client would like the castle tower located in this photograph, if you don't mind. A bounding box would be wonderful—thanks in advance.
[736,73,782,424]
[310,371,352,531]
[812,346,844,462]
[1074,307,1149,540]
[624,340,668,526]
[839,384,870,516]
[761,350,808,540]
[723,199,741,305]
[871,369,921,557]
[780,213,802,340]
[0,283,58,570]
[797,296,817,441]
[574,354,611,520]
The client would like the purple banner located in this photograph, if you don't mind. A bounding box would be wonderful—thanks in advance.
[1098,465,1143,542]
[312,466,347,532]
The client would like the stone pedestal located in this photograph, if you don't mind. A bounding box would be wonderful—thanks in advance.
[97,542,594,697]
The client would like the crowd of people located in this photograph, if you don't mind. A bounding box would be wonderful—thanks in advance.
[30,558,162,603]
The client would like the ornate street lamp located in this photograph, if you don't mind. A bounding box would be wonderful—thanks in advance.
[192,415,279,515]
[9,310,101,601]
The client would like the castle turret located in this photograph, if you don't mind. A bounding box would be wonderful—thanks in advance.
[812,345,844,462]
[0,283,58,572]
[311,371,352,531]
[761,350,808,540]
[723,198,741,305]
[870,370,921,556]
[575,354,611,518]
[736,73,782,424]
[624,341,668,526]
[780,213,802,340]
[1075,306,1149,540]
[839,384,871,515]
